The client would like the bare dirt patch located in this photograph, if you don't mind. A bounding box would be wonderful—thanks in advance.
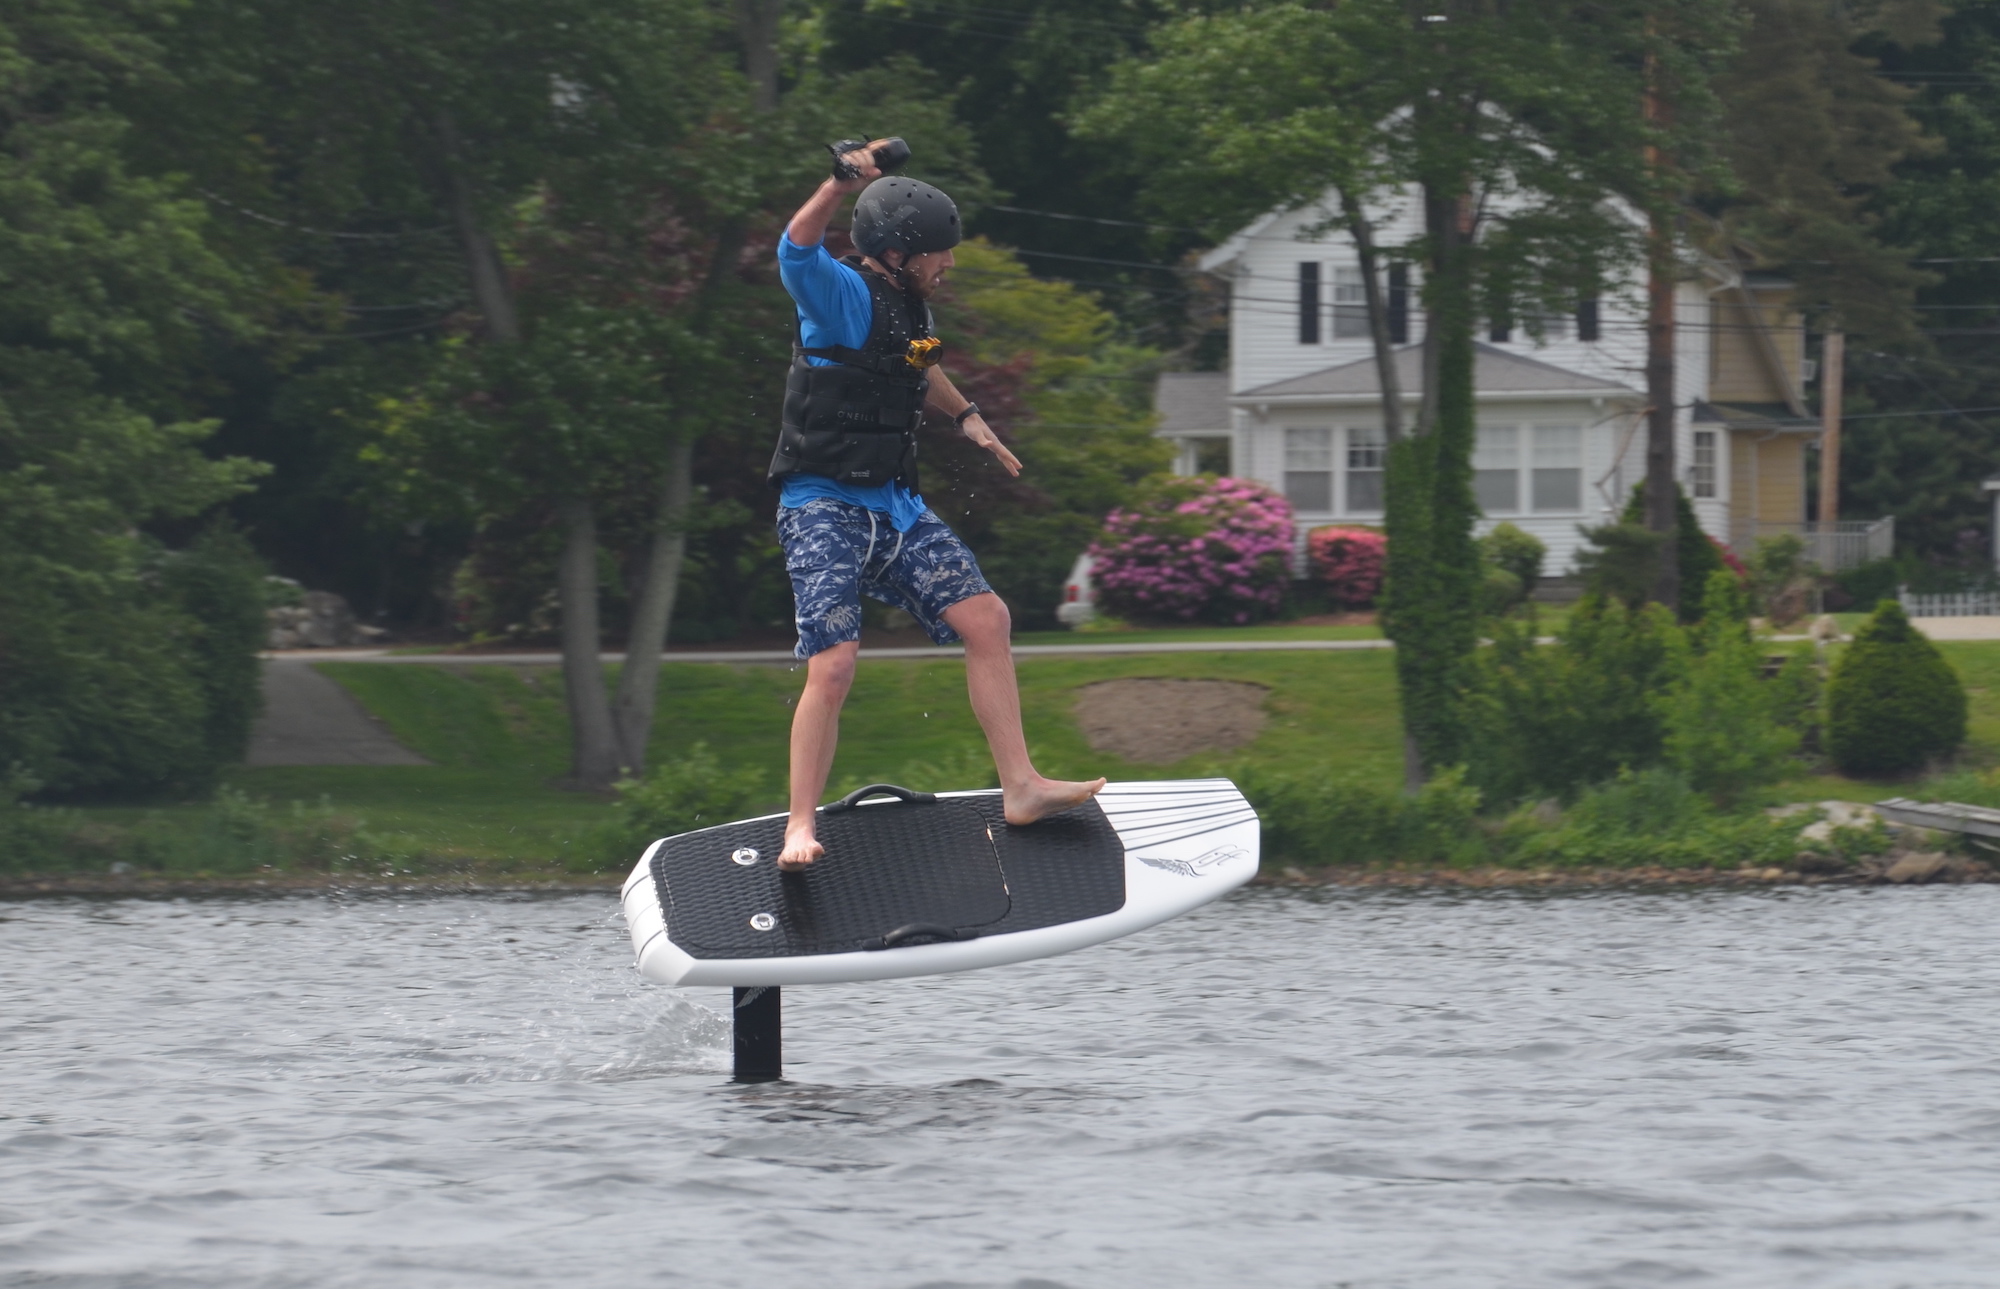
[1071,678,1270,764]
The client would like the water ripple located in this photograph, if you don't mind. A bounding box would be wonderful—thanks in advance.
[3,886,1999,1286]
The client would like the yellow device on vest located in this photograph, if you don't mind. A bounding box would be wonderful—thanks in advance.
[904,337,943,369]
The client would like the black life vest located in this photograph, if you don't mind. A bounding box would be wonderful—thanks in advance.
[769,258,936,492]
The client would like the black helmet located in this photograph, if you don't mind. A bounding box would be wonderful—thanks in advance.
[852,177,961,260]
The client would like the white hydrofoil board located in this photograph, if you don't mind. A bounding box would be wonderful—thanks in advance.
[620,778,1258,986]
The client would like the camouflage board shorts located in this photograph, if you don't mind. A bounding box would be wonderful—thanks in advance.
[777,498,994,659]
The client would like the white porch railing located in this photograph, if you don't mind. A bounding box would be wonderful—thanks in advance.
[1727,518,1894,572]
[1900,589,2000,618]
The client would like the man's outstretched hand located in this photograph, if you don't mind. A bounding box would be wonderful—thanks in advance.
[962,415,1022,477]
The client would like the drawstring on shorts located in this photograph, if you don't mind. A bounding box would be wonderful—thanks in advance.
[860,510,905,576]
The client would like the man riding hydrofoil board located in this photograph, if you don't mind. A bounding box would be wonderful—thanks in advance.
[771,138,1105,871]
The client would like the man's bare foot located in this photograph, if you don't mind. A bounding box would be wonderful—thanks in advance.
[777,828,823,871]
[1003,776,1108,826]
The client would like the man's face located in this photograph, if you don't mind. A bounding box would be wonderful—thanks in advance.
[883,248,954,299]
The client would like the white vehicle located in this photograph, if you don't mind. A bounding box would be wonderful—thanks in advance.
[1056,551,1098,626]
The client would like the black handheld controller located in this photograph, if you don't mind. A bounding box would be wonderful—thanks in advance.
[828,137,911,181]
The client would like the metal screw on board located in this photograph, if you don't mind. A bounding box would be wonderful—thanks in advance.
[732,847,760,866]
[749,913,776,931]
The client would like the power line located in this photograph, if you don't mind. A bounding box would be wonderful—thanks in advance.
[198,189,451,242]
[984,204,1205,235]
[1012,247,1214,272]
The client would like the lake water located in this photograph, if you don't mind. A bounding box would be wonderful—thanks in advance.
[4,886,1998,1288]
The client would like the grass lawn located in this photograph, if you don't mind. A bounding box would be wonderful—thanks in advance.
[40,635,2000,880]
[225,650,1406,868]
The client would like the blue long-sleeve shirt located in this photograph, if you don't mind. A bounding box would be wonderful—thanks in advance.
[775,233,928,532]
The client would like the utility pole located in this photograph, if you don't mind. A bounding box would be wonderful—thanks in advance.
[1817,331,1845,525]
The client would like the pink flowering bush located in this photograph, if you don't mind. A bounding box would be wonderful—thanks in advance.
[1308,526,1387,609]
[1088,475,1294,624]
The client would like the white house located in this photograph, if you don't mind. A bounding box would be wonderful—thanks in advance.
[1155,191,1871,573]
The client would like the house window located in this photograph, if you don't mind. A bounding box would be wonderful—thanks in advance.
[1333,266,1370,338]
[1176,436,1232,476]
[1577,298,1601,343]
[1531,425,1583,511]
[1298,263,1320,345]
[1691,430,1717,499]
[1530,310,1569,341]
[1346,426,1386,512]
[1474,425,1520,513]
[1283,427,1333,511]
[1388,264,1410,345]
[1489,312,1512,344]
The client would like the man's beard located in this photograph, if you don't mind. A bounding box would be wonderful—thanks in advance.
[895,264,936,300]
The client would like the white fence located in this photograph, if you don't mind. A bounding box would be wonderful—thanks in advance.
[1728,518,1894,572]
[1900,589,2000,618]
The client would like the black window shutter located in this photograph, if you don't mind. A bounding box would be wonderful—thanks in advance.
[1298,262,1320,345]
[1577,297,1601,342]
[1387,264,1409,345]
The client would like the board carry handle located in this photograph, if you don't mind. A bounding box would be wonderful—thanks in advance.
[821,783,937,814]
[860,922,980,951]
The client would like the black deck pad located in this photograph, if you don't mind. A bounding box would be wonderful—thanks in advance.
[654,799,1010,958]
[964,795,1127,936]
[651,793,1128,959]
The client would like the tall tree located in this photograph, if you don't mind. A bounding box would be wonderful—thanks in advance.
[0,0,271,797]
[156,0,755,787]
[1078,0,1727,782]
[1711,0,1939,342]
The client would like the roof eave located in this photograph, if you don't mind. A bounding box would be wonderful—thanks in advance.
[1230,388,1639,407]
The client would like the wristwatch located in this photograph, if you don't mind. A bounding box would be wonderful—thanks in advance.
[952,402,982,430]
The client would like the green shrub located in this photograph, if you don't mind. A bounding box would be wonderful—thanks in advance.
[1620,484,1727,621]
[1500,768,1801,870]
[0,781,394,877]
[1826,600,1967,775]
[0,526,270,801]
[1243,760,1815,873]
[1479,564,1524,617]
[1463,596,1679,805]
[1831,557,1899,611]
[1236,766,1400,866]
[1479,522,1545,605]
[1238,764,1486,868]
[1660,572,1800,803]
[159,526,272,772]
[597,742,778,862]
[1575,522,1667,607]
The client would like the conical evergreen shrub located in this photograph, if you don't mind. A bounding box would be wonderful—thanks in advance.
[1826,600,1967,775]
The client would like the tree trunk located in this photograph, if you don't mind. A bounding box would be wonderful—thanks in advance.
[1382,183,1481,789]
[557,497,624,788]
[1641,48,1679,610]
[1339,187,1405,442]
[736,0,782,112]
[611,437,695,772]
[434,111,521,344]
[1644,222,1680,610]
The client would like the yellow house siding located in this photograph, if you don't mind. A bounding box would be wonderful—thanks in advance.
[1729,430,1807,527]
[1709,286,1804,406]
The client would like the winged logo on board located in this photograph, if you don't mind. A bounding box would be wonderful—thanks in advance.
[1136,845,1248,878]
